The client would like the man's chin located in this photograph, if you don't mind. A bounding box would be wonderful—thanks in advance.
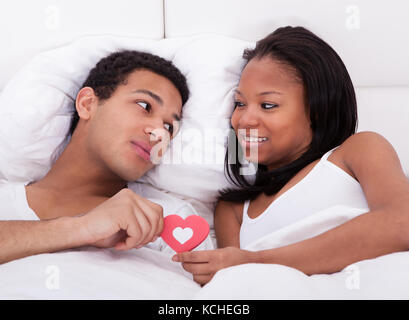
[121,165,155,182]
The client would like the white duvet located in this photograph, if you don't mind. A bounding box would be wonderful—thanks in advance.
[1,199,409,300]
[197,205,409,299]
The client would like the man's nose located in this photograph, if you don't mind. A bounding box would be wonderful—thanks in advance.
[144,118,165,142]
[145,127,162,142]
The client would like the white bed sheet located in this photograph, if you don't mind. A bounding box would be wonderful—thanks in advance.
[2,203,409,299]
[0,246,199,300]
[0,182,213,299]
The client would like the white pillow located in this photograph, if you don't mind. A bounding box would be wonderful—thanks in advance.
[0,34,253,204]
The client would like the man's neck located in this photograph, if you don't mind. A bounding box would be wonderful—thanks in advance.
[30,137,127,199]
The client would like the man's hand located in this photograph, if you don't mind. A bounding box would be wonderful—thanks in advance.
[78,188,164,250]
[172,247,253,286]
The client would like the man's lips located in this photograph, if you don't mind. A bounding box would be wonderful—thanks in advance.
[131,141,152,162]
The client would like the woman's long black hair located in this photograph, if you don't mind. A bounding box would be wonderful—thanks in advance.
[219,26,358,202]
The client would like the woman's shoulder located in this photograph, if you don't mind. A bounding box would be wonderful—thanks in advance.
[336,131,401,180]
[340,131,388,149]
[338,131,394,163]
[337,131,409,210]
[326,131,392,181]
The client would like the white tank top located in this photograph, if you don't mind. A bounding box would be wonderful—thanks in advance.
[239,146,369,249]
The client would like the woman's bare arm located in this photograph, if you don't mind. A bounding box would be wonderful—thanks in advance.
[248,132,409,274]
[249,204,409,275]
[214,200,242,248]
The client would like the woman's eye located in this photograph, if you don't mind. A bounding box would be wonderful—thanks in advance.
[234,101,245,108]
[136,101,151,111]
[262,103,278,109]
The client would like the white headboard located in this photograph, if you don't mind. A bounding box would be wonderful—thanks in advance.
[0,0,164,90]
[164,0,409,88]
[164,0,409,174]
[0,0,408,174]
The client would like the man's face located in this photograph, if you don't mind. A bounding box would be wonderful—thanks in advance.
[83,69,183,181]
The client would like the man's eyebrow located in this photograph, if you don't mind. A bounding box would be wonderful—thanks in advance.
[173,113,181,122]
[234,89,283,96]
[131,89,163,106]
[131,89,181,121]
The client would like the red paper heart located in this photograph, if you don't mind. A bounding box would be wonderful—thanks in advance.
[160,214,210,253]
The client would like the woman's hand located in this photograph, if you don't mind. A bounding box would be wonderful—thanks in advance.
[172,247,253,286]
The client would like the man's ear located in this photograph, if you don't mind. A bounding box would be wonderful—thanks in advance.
[75,87,99,120]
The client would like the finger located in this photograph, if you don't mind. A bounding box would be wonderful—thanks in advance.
[182,262,212,275]
[116,237,140,251]
[115,213,142,250]
[95,230,127,248]
[156,214,164,236]
[138,203,162,242]
[131,195,163,241]
[132,205,152,246]
[193,274,213,286]
[173,250,211,263]
[127,195,155,244]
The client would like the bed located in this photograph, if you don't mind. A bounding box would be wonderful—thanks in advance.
[0,0,408,299]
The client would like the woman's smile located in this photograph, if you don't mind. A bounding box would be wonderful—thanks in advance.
[238,132,269,150]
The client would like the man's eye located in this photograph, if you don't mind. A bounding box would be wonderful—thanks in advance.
[262,103,278,109]
[136,101,151,111]
[164,123,173,134]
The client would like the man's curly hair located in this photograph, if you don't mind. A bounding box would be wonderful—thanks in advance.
[69,50,189,135]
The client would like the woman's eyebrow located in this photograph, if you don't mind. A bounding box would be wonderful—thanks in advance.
[259,90,283,96]
[234,89,283,96]
[131,89,163,106]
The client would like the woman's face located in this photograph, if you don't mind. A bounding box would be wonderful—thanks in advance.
[231,56,313,170]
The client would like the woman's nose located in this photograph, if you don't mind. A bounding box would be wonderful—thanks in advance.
[238,108,260,128]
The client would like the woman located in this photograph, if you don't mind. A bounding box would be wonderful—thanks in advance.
[172,26,409,286]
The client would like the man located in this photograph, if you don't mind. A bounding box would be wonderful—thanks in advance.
[0,50,189,264]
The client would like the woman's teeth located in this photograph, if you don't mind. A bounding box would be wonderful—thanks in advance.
[244,136,268,142]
